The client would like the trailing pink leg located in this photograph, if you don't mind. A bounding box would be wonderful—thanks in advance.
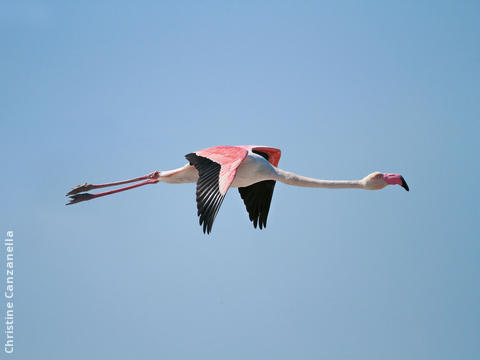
[66,171,160,196]
[66,172,160,205]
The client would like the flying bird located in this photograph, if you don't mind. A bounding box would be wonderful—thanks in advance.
[66,145,409,233]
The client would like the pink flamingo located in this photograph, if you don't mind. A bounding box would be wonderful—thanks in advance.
[66,145,409,233]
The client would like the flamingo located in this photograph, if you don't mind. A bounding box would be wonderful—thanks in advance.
[66,145,409,233]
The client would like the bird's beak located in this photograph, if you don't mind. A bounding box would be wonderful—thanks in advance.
[400,176,409,191]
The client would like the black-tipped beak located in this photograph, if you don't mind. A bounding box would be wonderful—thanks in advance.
[400,176,409,191]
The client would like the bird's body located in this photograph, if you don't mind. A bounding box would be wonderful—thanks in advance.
[232,152,276,188]
[67,145,409,233]
[155,146,278,188]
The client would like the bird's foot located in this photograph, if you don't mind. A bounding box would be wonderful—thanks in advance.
[66,193,96,205]
[66,183,95,196]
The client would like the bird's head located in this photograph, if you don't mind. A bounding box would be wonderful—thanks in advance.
[362,172,409,191]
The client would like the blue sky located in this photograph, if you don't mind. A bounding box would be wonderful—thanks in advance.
[1,1,479,359]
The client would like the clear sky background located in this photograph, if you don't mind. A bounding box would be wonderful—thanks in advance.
[1,1,479,359]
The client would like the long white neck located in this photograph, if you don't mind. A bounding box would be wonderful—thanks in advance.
[275,168,364,189]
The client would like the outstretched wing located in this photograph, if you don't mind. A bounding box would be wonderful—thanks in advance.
[186,146,248,234]
[238,148,281,230]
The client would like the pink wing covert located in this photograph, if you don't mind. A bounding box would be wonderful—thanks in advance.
[196,146,248,195]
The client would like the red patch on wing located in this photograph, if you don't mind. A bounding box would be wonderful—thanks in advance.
[251,147,281,167]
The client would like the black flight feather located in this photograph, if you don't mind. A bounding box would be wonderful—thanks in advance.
[185,153,226,234]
